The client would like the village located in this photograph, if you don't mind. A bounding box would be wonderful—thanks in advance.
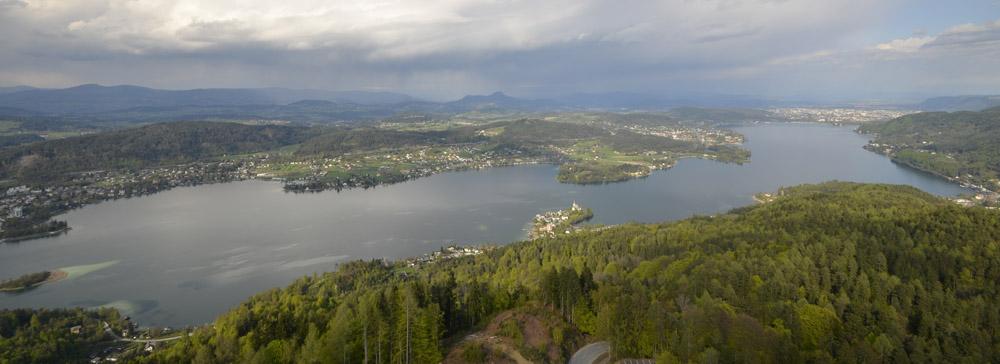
[0,159,264,241]
[274,144,552,192]
[263,144,528,179]
[407,245,489,267]
[622,124,745,145]
[0,144,552,240]
[528,202,595,239]
[770,107,915,124]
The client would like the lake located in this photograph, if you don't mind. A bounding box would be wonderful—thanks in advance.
[0,123,969,326]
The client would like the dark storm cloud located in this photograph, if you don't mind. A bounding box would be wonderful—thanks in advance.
[0,0,997,100]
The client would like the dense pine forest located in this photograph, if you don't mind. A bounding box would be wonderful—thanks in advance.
[66,181,994,363]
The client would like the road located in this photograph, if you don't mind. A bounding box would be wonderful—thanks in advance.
[569,341,610,364]
[103,322,183,343]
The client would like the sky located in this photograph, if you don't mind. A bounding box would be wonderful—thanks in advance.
[0,0,998,101]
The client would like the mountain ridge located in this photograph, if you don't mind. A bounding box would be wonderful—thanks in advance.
[0,84,418,114]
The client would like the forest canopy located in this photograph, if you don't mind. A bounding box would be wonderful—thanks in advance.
[105,182,1000,363]
[861,107,1000,191]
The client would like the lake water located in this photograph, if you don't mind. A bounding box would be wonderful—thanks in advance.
[0,123,969,326]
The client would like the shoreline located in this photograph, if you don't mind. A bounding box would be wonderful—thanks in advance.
[0,269,68,292]
[44,269,69,284]
[879,152,990,194]
[1,227,71,243]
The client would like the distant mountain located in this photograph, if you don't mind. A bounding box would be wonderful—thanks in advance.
[444,91,558,111]
[917,95,1000,111]
[0,86,37,95]
[666,107,778,122]
[557,92,671,109]
[0,84,267,113]
[0,84,418,114]
[257,88,415,105]
[556,92,795,109]
[77,100,404,124]
[0,84,825,124]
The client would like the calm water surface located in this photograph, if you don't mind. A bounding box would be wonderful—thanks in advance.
[0,124,969,326]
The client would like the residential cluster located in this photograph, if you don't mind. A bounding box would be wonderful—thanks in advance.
[528,202,594,239]
[622,124,744,145]
[0,160,262,240]
[953,193,1000,209]
[276,145,550,192]
[407,245,487,267]
[769,108,915,124]
[87,319,179,363]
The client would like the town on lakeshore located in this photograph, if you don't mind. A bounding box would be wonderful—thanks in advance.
[6,2,1000,362]
[0,113,751,242]
[528,202,595,240]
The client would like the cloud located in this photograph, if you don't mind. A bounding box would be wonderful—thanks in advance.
[869,19,1000,55]
[766,50,836,66]
[925,20,1000,50]
[875,36,935,53]
[747,17,1000,99]
[0,0,996,100]
[0,0,26,9]
[694,26,763,44]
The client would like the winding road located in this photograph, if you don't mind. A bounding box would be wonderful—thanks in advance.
[569,341,610,364]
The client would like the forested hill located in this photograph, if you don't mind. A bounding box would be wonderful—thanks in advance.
[0,121,310,182]
[860,107,1000,191]
[128,182,1000,363]
[917,95,1000,112]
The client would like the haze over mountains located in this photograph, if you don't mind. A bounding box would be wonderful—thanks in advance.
[0,84,417,113]
[0,85,789,115]
[917,95,1000,112]
[0,84,998,125]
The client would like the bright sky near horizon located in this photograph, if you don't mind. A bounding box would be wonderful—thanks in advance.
[1,0,998,101]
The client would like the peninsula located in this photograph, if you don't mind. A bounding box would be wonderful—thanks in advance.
[528,202,594,239]
[0,270,67,292]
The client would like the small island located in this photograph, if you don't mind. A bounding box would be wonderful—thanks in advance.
[556,162,653,184]
[528,202,594,239]
[0,270,67,292]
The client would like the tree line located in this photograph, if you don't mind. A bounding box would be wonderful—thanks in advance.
[100,182,1000,363]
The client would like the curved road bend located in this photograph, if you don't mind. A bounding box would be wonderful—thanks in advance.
[570,341,610,364]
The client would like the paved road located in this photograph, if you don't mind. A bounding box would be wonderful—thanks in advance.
[569,341,610,364]
[103,322,183,343]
